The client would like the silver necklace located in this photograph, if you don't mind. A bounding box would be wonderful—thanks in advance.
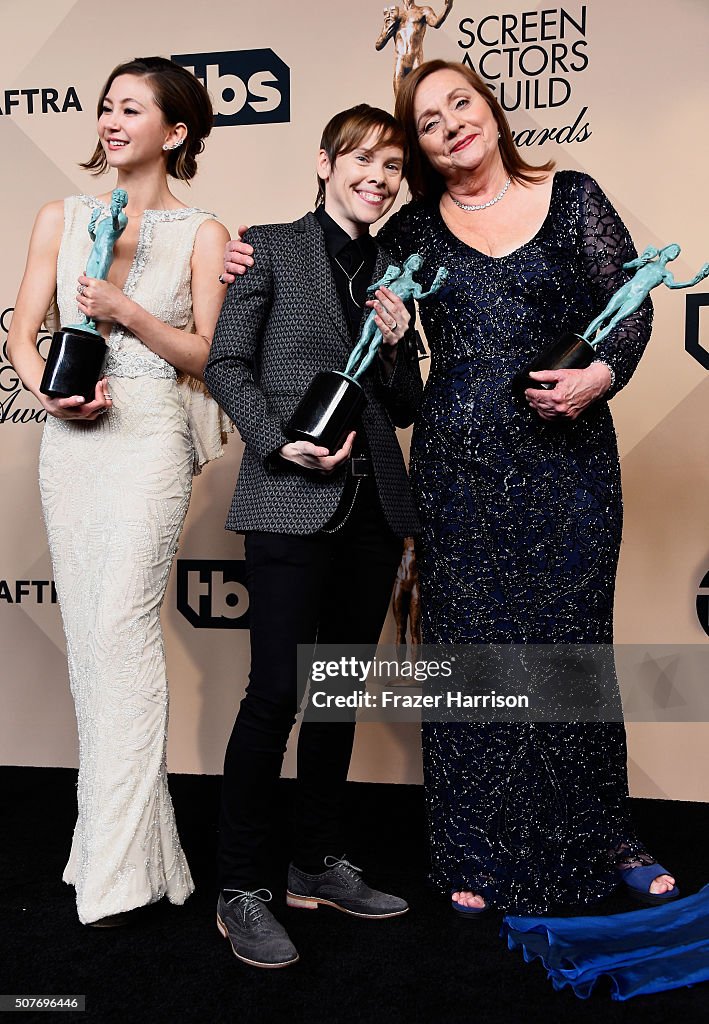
[448,176,512,212]
[332,254,365,307]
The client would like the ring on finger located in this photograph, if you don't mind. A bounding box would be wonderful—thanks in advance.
[390,319,398,332]
[77,284,86,296]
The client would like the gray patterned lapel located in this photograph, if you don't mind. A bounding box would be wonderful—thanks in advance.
[294,213,351,356]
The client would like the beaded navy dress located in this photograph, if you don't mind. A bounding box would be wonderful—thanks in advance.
[377,171,656,913]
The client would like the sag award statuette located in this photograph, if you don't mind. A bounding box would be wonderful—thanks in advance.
[40,188,129,399]
[287,254,448,454]
[514,243,709,395]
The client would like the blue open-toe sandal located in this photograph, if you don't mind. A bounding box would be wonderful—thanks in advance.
[451,891,488,918]
[620,863,680,905]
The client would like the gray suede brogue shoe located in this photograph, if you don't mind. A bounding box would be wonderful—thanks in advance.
[286,856,409,918]
[217,889,299,968]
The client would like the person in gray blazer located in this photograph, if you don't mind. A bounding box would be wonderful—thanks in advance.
[205,104,422,969]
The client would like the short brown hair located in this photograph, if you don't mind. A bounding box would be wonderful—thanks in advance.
[81,56,213,182]
[394,60,553,202]
[315,104,407,207]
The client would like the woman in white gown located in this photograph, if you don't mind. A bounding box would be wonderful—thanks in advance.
[8,57,230,925]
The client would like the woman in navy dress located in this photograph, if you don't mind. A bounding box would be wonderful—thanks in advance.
[374,60,677,914]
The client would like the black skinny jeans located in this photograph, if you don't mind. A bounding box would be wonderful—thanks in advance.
[218,479,403,890]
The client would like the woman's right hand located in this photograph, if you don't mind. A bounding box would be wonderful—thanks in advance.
[43,377,112,421]
[222,225,254,283]
[279,431,355,473]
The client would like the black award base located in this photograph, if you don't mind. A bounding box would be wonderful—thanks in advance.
[513,332,596,396]
[40,327,107,400]
[286,371,367,455]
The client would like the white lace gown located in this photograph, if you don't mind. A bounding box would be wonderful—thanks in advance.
[40,196,220,923]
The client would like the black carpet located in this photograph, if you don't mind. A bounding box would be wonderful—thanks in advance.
[2,765,708,1024]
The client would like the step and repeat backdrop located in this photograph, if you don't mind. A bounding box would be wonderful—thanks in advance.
[2,0,708,799]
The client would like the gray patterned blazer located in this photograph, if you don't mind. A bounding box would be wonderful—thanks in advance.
[205,212,422,537]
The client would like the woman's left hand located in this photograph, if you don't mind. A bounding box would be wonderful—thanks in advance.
[367,286,411,364]
[525,363,612,421]
[76,275,129,324]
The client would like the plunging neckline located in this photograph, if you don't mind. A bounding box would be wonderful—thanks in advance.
[436,171,560,262]
[75,195,208,352]
[78,195,203,294]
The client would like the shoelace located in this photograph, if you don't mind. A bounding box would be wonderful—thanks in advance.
[222,888,273,924]
[324,855,362,879]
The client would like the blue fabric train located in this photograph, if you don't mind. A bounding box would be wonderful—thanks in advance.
[502,885,709,1000]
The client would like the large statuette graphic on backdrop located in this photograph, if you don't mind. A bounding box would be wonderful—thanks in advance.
[513,243,709,396]
[40,189,129,399]
[375,1,455,96]
[286,254,448,454]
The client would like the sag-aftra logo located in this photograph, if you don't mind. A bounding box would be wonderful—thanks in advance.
[0,86,81,115]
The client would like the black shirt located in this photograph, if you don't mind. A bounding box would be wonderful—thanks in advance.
[313,205,377,339]
[312,206,378,462]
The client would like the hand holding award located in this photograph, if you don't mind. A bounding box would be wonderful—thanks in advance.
[40,188,128,399]
[287,253,447,454]
[514,243,709,396]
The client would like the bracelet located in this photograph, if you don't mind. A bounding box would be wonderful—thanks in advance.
[592,359,616,391]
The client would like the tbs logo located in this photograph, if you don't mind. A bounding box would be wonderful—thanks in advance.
[172,49,290,127]
[177,560,250,629]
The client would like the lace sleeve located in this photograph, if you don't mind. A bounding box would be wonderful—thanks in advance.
[577,175,653,398]
[374,202,417,263]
